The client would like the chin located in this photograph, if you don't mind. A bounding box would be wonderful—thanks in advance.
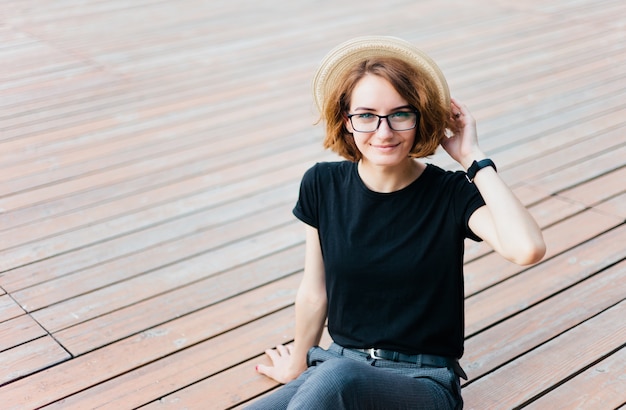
[365,153,411,167]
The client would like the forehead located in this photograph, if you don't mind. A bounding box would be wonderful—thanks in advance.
[350,74,408,109]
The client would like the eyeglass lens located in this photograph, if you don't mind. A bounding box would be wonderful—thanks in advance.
[349,112,418,132]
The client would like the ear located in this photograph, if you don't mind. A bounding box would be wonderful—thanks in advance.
[345,114,354,133]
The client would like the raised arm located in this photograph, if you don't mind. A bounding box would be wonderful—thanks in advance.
[442,98,546,265]
[256,224,328,383]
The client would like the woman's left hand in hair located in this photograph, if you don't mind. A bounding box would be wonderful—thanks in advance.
[443,98,546,266]
[441,97,485,169]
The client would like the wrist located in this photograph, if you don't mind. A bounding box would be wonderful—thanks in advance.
[289,352,308,372]
[460,151,487,171]
[285,361,307,380]
[466,158,497,183]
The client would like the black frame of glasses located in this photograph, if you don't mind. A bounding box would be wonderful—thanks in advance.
[347,110,420,132]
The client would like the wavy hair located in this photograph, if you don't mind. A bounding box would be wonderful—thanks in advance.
[321,57,452,162]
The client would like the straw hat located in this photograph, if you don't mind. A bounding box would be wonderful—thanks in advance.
[312,36,450,113]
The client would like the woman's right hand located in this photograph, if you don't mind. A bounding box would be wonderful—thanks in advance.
[256,225,327,384]
[255,343,307,384]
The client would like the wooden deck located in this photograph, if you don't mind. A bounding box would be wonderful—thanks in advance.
[1,0,625,408]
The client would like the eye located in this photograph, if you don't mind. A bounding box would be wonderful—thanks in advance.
[390,112,413,119]
[356,113,375,119]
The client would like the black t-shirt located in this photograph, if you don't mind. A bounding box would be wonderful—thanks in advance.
[293,161,485,358]
[293,161,484,357]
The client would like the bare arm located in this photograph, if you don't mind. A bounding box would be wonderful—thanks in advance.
[442,98,546,265]
[256,224,327,383]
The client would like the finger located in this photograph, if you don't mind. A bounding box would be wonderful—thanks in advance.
[449,102,458,116]
[265,348,281,362]
[451,98,469,113]
[456,101,472,117]
[276,344,290,356]
[256,363,273,378]
[450,96,464,108]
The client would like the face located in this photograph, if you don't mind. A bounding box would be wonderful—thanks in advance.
[346,74,416,168]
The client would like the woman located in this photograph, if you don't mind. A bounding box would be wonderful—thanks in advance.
[249,36,545,409]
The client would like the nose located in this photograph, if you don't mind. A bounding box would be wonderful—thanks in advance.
[375,117,394,138]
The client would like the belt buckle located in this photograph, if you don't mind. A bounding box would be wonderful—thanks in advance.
[368,348,383,360]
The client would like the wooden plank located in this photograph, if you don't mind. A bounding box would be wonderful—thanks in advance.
[477,78,626,154]
[462,68,626,155]
[55,245,304,355]
[0,85,312,194]
[19,308,296,410]
[1,49,313,143]
[138,357,277,410]
[0,157,321,291]
[510,183,552,207]
[524,346,626,410]
[421,84,626,178]
[0,336,70,386]
[0,76,302,167]
[0,314,46,352]
[464,208,621,296]
[558,166,626,207]
[526,145,626,196]
[1,69,126,119]
[0,40,86,85]
[0,295,24,322]
[447,19,624,100]
[525,195,586,229]
[0,133,308,249]
[465,225,626,337]
[462,300,626,409]
[0,59,307,138]
[141,334,335,409]
[0,135,318,229]
[594,192,626,219]
[499,120,626,187]
[463,192,587,263]
[467,50,626,122]
[0,37,307,115]
[0,138,326,234]
[31,220,302,333]
[463,257,626,380]
[10,184,299,310]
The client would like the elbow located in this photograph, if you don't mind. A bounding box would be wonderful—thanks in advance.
[510,238,546,266]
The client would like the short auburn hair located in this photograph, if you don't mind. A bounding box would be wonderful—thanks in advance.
[321,57,453,162]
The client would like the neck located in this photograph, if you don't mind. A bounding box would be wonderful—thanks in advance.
[357,158,424,193]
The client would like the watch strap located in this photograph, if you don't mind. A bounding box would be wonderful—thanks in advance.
[466,159,496,183]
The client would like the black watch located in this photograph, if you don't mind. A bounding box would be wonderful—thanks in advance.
[466,159,497,183]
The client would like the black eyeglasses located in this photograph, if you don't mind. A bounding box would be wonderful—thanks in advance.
[347,111,420,133]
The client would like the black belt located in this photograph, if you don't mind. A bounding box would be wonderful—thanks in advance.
[355,348,467,380]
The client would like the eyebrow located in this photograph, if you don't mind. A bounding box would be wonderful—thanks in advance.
[352,104,414,112]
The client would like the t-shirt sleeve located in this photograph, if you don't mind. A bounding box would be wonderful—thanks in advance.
[292,163,320,228]
[454,171,486,242]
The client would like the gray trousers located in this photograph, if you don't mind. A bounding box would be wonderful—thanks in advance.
[246,343,462,409]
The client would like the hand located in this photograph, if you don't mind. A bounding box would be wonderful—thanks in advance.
[441,97,484,169]
[256,344,305,384]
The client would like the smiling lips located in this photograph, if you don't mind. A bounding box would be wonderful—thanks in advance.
[371,142,401,151]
